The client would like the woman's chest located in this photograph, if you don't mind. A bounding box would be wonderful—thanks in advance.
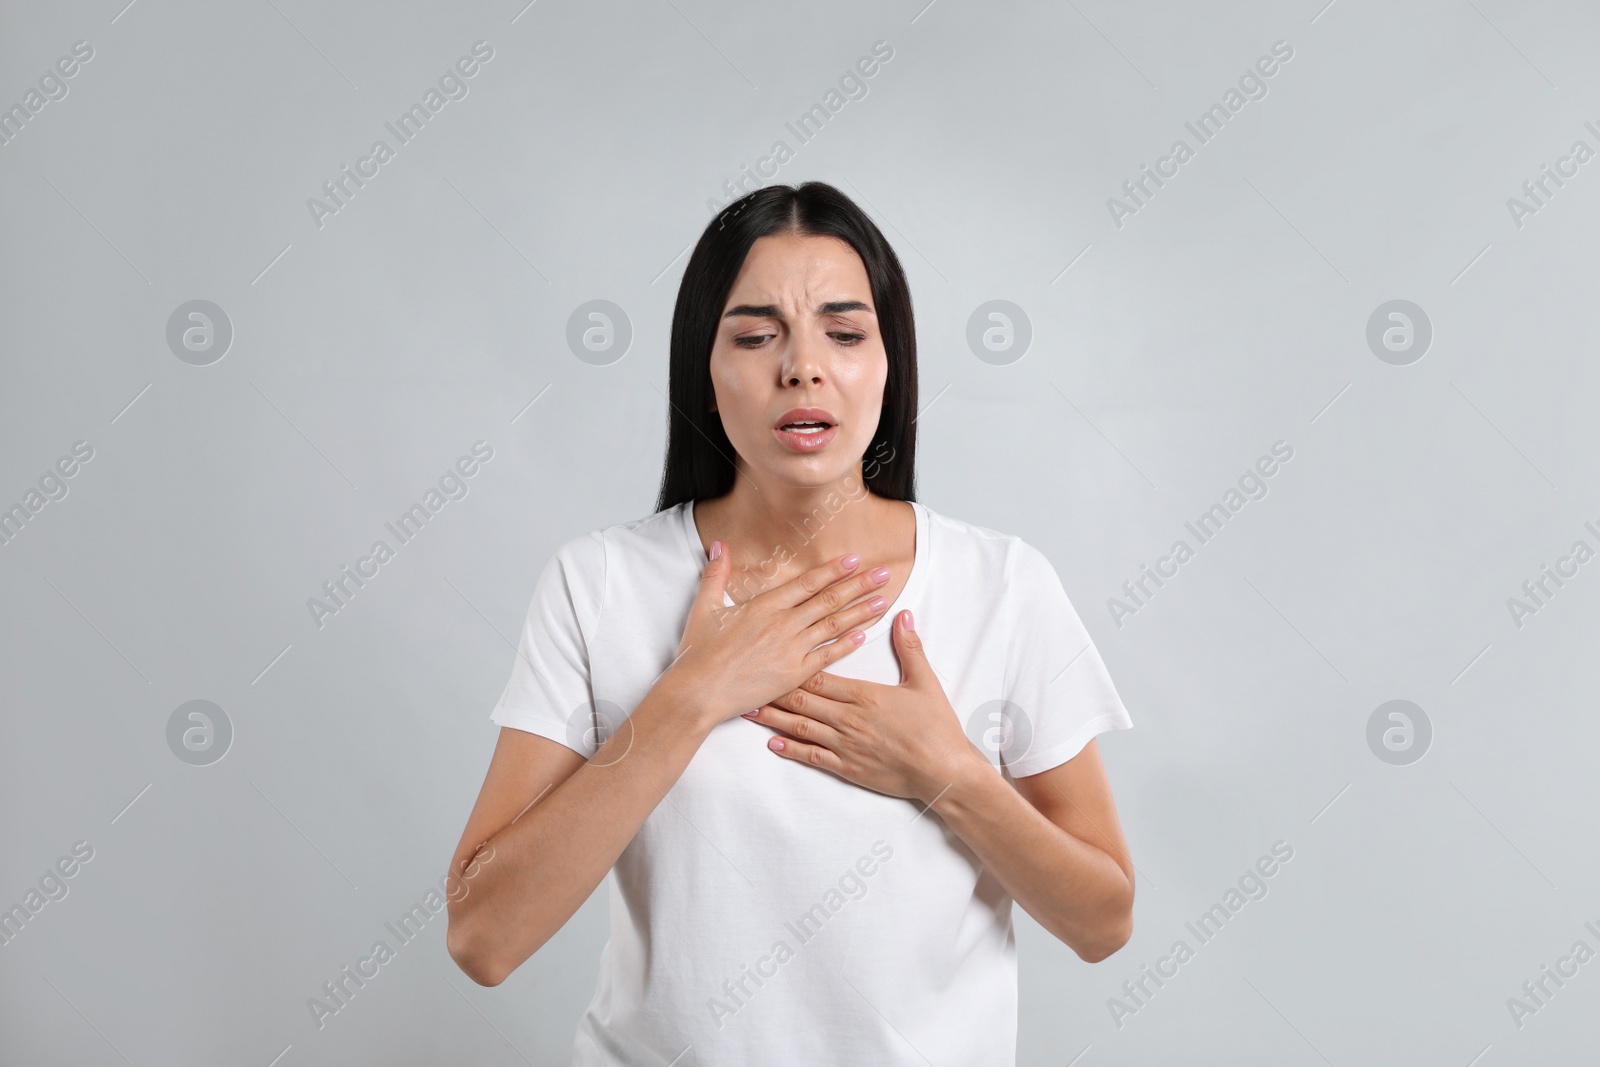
[591,593,1007,844]
[591,590,1018,946]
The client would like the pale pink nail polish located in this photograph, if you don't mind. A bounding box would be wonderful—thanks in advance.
[868,596,887,612]
[709,540,722,561]
[770,738,785,751]
[841,553,860,570]
[870,567,890,583]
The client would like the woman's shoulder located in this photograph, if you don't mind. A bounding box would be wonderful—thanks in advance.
[917,502,1059,584]
[545,503,693,575]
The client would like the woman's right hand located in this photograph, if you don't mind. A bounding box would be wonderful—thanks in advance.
[663,542,892,726]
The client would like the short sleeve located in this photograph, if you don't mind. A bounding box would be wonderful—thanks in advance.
[994,541,1133,778]
[488,530,606,757]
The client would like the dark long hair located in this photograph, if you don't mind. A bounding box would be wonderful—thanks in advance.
[653,181,918,512]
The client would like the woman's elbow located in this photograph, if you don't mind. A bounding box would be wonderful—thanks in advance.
[1073,880,1135,963]
[1074,911,1133,964]
[447,914,510,987]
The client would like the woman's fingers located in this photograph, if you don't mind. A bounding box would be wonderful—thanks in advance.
[693,539,731,609]
[744,701,845,748]
[746,551,892,627]
[763,552,864,611]
[789,567,892,630]
[693,548,889,714]
[800,626,869,676]
[801,591,889,647]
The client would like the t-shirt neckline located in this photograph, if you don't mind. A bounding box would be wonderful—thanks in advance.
[678,496,929,645]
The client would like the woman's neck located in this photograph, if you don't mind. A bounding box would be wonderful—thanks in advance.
[691,472,913,601]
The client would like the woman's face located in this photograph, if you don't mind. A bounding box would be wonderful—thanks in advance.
[708,231,887,492]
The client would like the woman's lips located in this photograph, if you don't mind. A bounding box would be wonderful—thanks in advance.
[774,423,838,452]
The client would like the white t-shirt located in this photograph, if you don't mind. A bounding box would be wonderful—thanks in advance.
[489,498,1133,1067]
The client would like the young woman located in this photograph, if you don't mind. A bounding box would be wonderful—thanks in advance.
[446,182,1136,1066]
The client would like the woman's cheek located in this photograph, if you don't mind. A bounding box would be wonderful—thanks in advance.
[841,350,888,423]
[713,365,768,447]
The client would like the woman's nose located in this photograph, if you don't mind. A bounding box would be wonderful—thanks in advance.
[781,336,826,385]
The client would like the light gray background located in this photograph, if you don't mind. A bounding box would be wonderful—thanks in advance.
[2,0,1597,1064]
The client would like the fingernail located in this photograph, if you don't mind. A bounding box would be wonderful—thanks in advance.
[870,567,890,583]
[901,610,914,629]
[710,540,722,561]
[868,596,887,612]
[742,708,759,718]
[851,630,866,645]
[770,737,785,751]
[841,553,860,570]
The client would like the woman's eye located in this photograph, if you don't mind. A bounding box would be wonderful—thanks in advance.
[733,331,864,348]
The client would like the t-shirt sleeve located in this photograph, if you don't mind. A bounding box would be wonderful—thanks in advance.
[487,529,606,757]
[994,541,1133,778]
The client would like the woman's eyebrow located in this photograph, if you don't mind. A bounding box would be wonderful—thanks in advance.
[722,300,873,320]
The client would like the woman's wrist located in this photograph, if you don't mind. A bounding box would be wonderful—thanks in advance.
[644,668,732,738]
[922,747,1001,811]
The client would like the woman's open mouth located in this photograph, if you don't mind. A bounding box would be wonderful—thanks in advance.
[773,409,838,453]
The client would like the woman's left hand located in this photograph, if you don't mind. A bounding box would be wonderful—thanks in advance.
[742,610,988,805]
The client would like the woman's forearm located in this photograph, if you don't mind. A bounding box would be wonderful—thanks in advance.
[447,678,718,985]
[929,760,1134,962]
